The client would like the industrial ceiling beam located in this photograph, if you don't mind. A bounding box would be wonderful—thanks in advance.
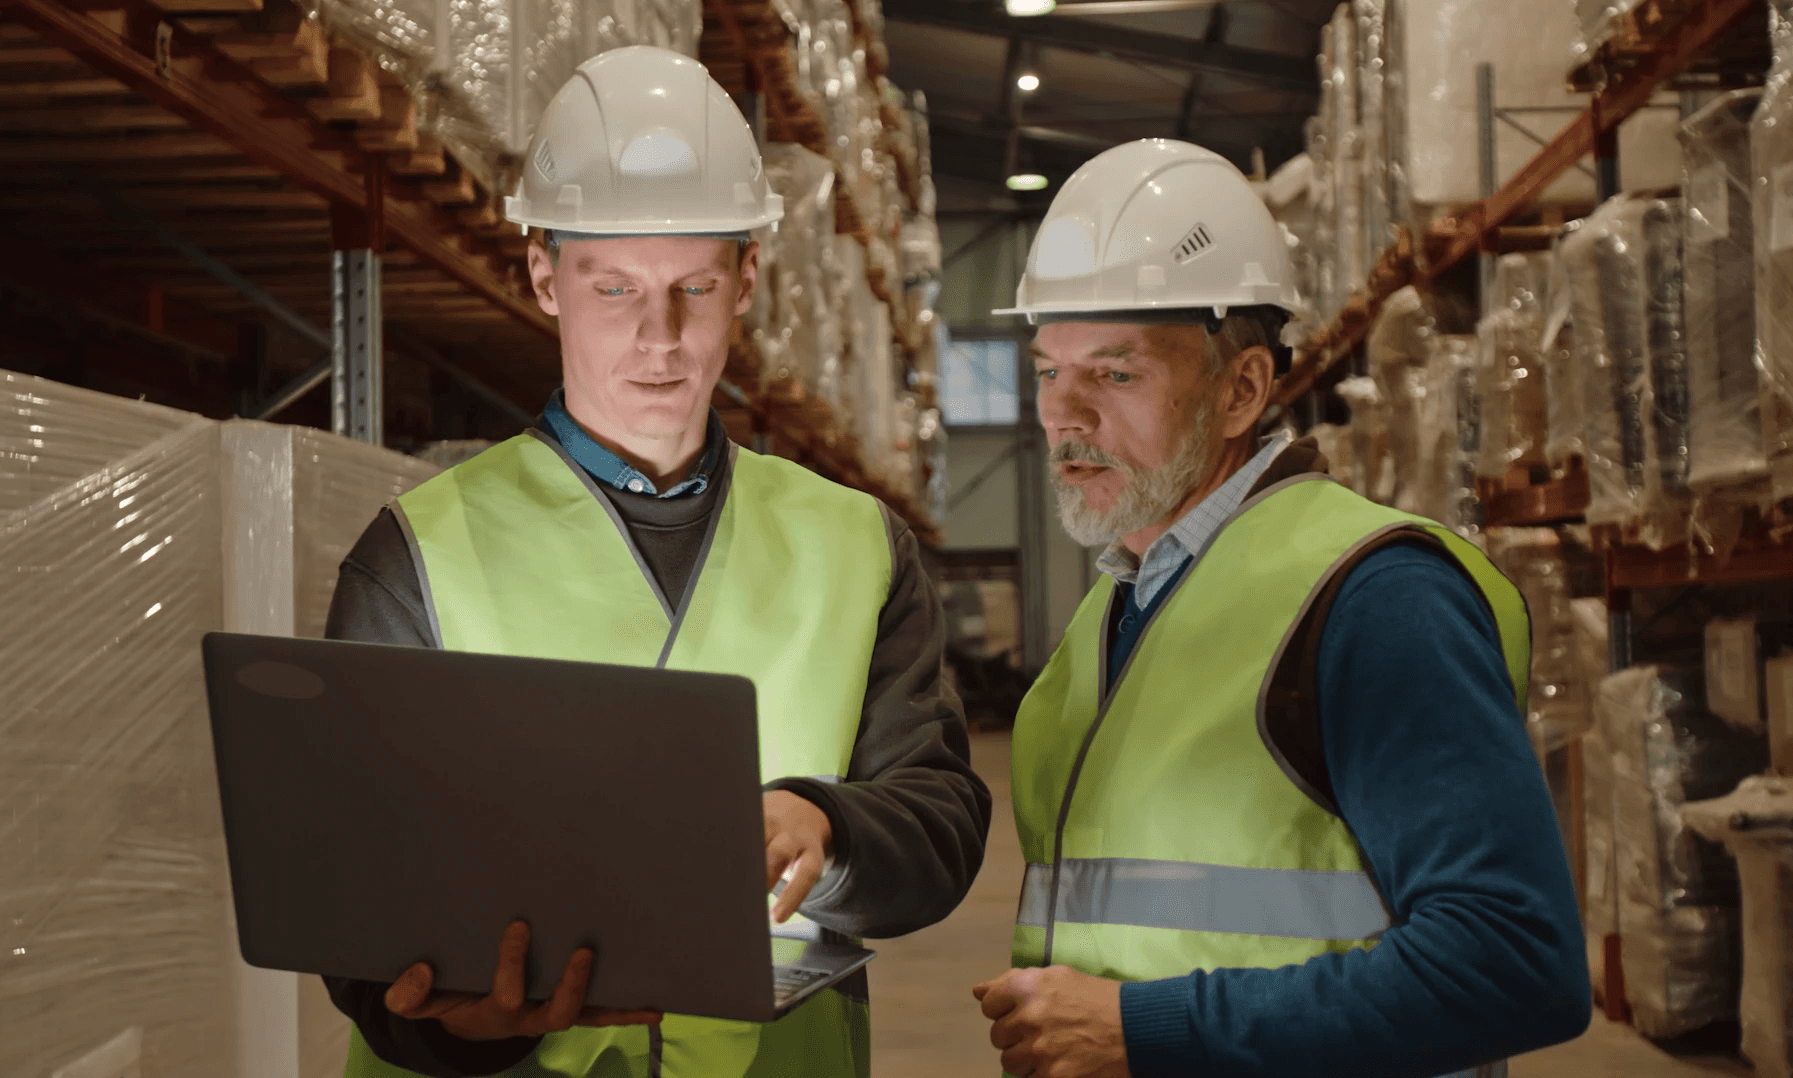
[882,0,1317,94]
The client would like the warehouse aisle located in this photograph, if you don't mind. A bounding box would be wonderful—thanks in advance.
[868,731,1749,1078]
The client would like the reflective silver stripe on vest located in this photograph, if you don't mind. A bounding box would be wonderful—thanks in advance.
[1018,858,1392,941]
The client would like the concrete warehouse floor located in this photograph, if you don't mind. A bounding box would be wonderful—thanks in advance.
[866,731,1753,1078]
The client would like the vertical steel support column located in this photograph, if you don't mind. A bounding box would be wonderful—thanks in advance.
[1595,116,1620,203]
[1476,62,1497,312]
[331,249,383,443]
[331,160,385,444]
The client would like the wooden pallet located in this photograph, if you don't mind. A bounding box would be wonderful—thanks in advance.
[1480,458,1592,528]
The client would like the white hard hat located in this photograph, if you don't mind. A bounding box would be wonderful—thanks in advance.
[994,139,1299,323]
[503,46,784,236]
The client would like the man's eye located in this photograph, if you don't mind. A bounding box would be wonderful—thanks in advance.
[1108,370,1134,384]
[599,287,628,297]
[682,286,712,296]
[1038,369,1057,381]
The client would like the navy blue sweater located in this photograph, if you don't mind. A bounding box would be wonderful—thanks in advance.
[1115,544,1591,1077]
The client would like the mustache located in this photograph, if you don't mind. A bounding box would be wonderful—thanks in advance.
[1049,440,1128,471]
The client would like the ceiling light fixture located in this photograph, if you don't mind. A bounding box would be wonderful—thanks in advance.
[1005,0,1057,15]
[1016,73,1040,92]
[1006,173,1049,191]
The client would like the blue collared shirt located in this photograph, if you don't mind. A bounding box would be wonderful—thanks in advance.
[542,389,726,498]
[1095,429,1295,609]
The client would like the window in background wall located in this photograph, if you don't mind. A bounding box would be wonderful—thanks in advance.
[942,339,1020,426]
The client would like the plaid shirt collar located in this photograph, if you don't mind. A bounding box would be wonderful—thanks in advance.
[542,388,727,498]
[1094,430,1294,608]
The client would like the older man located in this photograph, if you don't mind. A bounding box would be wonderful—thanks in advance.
[972,139,1589,1078]
[319,46,990,1078]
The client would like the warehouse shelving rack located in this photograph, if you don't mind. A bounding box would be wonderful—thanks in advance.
[0,0,942,544]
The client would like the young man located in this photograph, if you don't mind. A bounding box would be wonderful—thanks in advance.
[972,139,1589,1078]
[322,46,990,1078]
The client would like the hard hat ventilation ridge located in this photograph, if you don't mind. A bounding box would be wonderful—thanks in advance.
[1172,223,1215,264]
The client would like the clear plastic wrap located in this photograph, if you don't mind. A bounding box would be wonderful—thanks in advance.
[1682,90,1768,497]
[1308,422,1356,491]
[1396,0,1680,216]
[838,233,896,482]
[1599,665,1768,1038]
[747,143,845,400]
[0,373,442,1078]
[1542,240,1586,472]
[1574,0,1642,61]
[1367,286,1435,514]
[1558,194,1692,546]
[1487,528,1591,754]
[1336,375,1392,504]
[1309,57,1340,323]
[1437,335,1485,535]
[1583,720,1619,988]
[1354,0,1393,265]
[1757,2,1793,501]
[1328,5,1367,300]
[1682,776,1793,1078]
[0,378,231,1078]
[1476,253,1552,481]
[303,0,703,192]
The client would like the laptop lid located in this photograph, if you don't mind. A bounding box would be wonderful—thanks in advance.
[202,631,791,1023]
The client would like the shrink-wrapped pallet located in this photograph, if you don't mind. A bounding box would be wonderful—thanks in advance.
[1683,777,1793,1078]
[1543,234,1586,472]
[1487,528,1590,754]
[1367,286,1434,514]
[1559,194,1691,546]
[1756,1,1793,500]
[1435,335,1484,534]
[1682,90,1769,499]
[1395,0,1679,220]
[1600,665,1767,1038]
[302,0,702,191]
[1327,5,1367,302]
[0,373,439,1078]
[1476,253,1552,482]
[1576,598,1615,985]
[746,143,845,400]
[1309,51,1340,324]
[1336,375,1392,504]
[1354,0,1393,266]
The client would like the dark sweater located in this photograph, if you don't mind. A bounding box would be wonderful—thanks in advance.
[1115,541,1591,1074]
[320,419,991,1077]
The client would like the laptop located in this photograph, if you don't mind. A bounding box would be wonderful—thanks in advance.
[200,631,874,1024]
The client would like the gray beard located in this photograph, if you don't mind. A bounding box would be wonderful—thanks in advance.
[1050,405,1221,548]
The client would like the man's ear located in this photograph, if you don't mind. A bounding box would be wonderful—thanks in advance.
[733,241,761,316]
[527,242,558,317]
[1221,345,1275,440]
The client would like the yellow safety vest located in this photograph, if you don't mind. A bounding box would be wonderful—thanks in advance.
[1011,476,1529,1077]
[343,431,891,1078]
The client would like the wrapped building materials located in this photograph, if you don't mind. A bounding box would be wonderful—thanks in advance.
[1415,333,1481,532]
[746,143,845,400]
[1396,0,1679,218]
[1584,718,1619,990]
[1354,0,1392,266]
[1682,90,1768,498]
[1,376,232,1078]
[1327,5,1367,302]
[1367,286,1435,514]
[1558,194,1691,546]
[1487,528,1590,755]
[1707,617,1793,731]
[303,0,703,192]
[1336,375,1393,505]
[1757,1,1793,501]
[1476,253,1552,482]
[1543,233,1586,472]
[1598,665,1767,1038]
[1682,777,1793,1078]
[0,372,439,1078]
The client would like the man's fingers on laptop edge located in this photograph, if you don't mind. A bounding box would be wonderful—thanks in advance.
[384,962,436,1015]
[534,948,596,1032]
[491,920,532,1010]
